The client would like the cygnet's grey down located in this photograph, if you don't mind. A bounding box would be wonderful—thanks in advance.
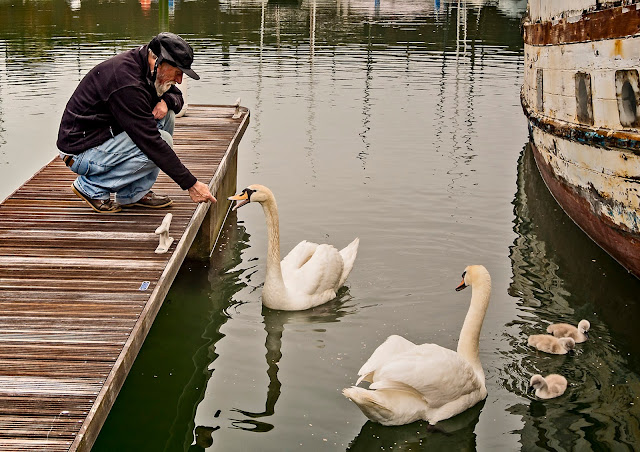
[547,319,590,343]
[529,374,568,399]
[527,334,575,355]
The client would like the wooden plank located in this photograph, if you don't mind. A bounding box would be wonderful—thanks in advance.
[0,395,93,416]
[0,345,121,362]
[0,104,250,451]
[0,438,73,452]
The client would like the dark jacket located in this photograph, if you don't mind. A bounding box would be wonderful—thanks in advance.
[56,45,197,190]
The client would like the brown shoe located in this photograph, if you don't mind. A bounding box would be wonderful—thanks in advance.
[71,184,122,213]
[126,191,173,208]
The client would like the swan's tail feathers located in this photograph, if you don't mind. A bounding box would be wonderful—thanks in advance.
[343,382,427,426]
[338,237,360,287]
[356,371,374,386]
[369,380,426,400]
[342,386,394,424]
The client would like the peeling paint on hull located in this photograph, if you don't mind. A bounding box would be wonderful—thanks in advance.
[522,1,640,278]
[530,137,640,278]
[522,93,640,153]
[529,123,640,235]
[523,3,640,46]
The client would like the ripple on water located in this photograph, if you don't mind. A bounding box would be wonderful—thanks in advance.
[500,146,640,450]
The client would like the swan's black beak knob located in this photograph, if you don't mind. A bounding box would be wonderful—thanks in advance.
[455,281,467,291]
[455,271,467,291]
[228,188,253,210]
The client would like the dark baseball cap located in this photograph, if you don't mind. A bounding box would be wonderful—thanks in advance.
[149,32,200,80]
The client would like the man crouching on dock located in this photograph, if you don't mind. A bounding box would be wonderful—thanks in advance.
[56,32,216,213]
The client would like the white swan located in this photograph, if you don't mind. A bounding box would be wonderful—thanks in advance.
[342,265,492,426]
[527,334,575,355]
[547,319,590,343]
[228,184,359,311]
[529,374,568,399]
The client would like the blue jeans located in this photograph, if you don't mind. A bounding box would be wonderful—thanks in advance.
[60,111,175,205]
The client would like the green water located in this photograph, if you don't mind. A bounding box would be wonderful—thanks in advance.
[1,0,639,450]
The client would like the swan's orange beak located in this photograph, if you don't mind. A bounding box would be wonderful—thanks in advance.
[455,279,467,291]
[228,190,250,210]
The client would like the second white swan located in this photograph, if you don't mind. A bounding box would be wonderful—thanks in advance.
[342,265,492,426]
[229,184,359,311]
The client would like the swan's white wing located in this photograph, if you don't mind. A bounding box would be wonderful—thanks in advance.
[372,344,482,408]
[281,240,319,275]
[356,335,417,384]
[338,238,359,287]
[282,243,344,298]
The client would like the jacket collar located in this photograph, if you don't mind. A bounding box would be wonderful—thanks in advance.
[137,44,160,100]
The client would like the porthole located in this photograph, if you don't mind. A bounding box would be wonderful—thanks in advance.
[575,72,593,125]
[615,70,640,128]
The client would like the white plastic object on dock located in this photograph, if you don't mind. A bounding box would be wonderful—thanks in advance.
[155,213,174,254]
[176,78,188,118]
[232,98,242,119]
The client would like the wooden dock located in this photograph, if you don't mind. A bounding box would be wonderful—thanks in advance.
[0,104,249,451]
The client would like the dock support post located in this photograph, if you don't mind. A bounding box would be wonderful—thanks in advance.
[187,148,238,260]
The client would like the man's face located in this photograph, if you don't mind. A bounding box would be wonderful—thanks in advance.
[155,61,184,97]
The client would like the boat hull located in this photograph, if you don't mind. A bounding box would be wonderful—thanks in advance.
[528,128,640,278]
[521,1,640,278]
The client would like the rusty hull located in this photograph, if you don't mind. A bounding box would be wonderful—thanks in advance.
[530,138,640,278]
[521,1,640,278]
[523,3,640,46]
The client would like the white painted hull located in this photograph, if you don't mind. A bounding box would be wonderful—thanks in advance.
[523,36,640,129]
[522,1,640,277]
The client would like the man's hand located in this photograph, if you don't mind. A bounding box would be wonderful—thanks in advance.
[152,100,169,120]
[188,181,217,204]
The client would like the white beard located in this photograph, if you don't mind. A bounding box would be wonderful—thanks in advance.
[155,80,175,97]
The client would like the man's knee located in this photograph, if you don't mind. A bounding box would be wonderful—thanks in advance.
[159,129,174,148]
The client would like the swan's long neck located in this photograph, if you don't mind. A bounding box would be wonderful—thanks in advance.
[456,275,491,372]
[260,197,284,287]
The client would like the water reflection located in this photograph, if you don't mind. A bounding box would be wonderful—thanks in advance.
[93,213,251,452]
[67,0,81,11]
[0,0,536,449]
[0,0,526,199]
[229,290,355,433]
[358,24,372,169]
[140,0,152,14]
[174,215,253,451]
[190,424,217,450]
[347,400,484,451]
[506,144,640,450]
[0,0,527,48]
